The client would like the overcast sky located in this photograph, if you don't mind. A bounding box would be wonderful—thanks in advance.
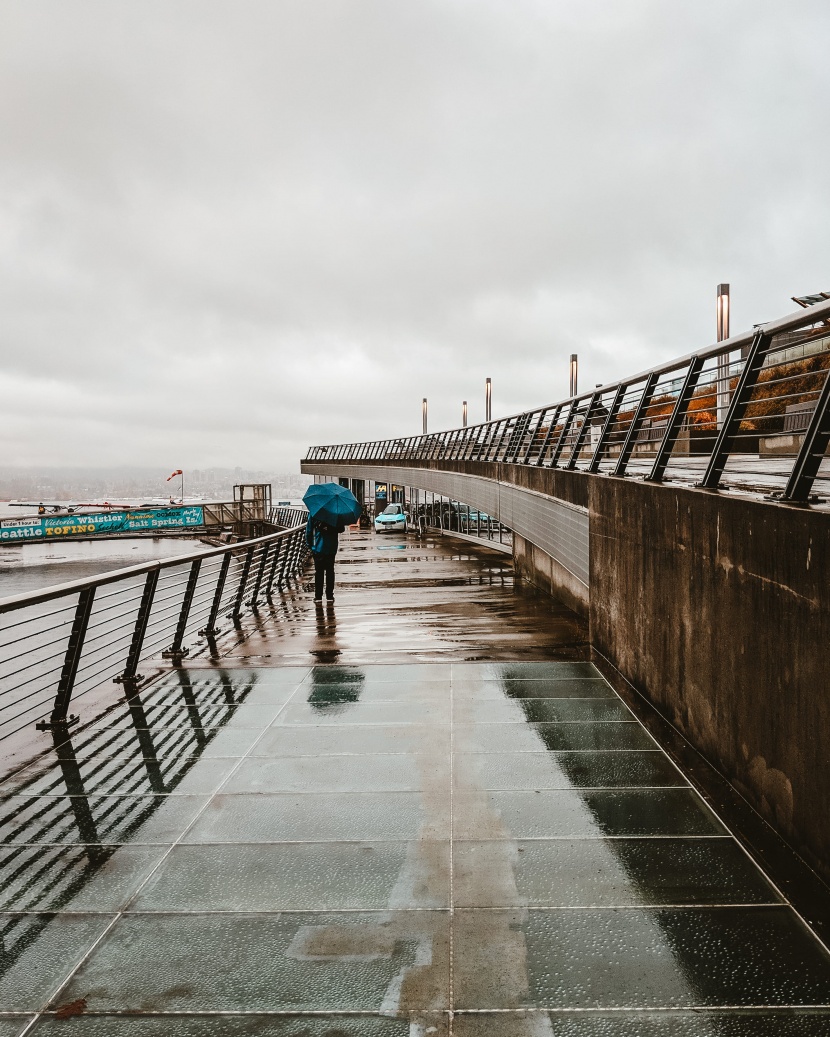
[1,0,829,472]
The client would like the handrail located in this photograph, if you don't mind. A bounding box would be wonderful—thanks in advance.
[303,299,830,505]
[0,506,308,614]
[0,515,310,738]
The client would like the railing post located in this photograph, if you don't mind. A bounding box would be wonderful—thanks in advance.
[700,330,770,490]
[779,367,830,503]
[520,411,535,462]
[522,409,547,464]
[588,385,626,474]
[281,537,295,586]
[646,357,704,483]
[549,400,578,468]
[476,422,497,461]
[232,545,256,624]
[287,531,301,580]
[493,419,512,461]
[265,539,284,599]
[462,428,476,461]
[485,421,501,462]
[115,569,159,685]
[284,530,300,583]
[566,392,601,469]
[502,420,516,462]
[613,372,659,477]
[164,559,201,661]
[506,414,525,463]
[36,586,96,730]
[295,533,307,573]
[201,552,232,637]
[276,535,293,588]
[535,405,563,467]
[248,543,271,610]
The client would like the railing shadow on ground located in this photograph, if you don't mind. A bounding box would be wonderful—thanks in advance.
[0,666,258,983]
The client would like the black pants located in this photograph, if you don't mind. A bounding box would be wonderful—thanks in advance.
[313,553,335,600]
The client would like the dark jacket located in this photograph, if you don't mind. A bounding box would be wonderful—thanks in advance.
[305,515,339,556]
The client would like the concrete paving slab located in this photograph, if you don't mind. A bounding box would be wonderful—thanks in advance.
[3,531,830,1030]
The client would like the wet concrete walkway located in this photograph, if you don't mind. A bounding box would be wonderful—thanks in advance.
[2,531,830,1034]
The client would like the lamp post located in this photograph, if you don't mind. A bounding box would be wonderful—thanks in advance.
[716,284,731,428]
[462,401,468,427]
[485,378,492,422]
[422,398,428,435]
[569,354,578,397]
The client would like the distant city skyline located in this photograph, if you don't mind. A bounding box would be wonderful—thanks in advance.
[0,467,311,504]
[2,1,829,470]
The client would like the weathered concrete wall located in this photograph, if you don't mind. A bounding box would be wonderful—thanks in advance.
[589,477,830,881]
[513,530,588,616]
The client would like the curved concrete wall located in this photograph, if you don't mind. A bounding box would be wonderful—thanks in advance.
[306,462,589,610]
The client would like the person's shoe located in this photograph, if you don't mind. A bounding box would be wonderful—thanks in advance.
[313,598,323,604]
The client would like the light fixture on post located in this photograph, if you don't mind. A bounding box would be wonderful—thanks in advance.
[485,378,492,422]
[462,401,468,427]
[422,398,428,435]
[716,284,731,428]
[569,354,578,397]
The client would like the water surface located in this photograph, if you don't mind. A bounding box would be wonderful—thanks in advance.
[0,537,207,598]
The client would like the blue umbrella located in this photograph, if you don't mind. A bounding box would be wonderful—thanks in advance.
[303,483,362,531]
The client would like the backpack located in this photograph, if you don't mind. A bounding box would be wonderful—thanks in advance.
[310,520,338,555]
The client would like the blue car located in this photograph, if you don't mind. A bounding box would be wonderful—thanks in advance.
[374,503,407,533]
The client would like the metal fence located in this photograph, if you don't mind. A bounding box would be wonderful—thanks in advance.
[0,515,309,741]
[304,300,830,506]
[413,496,512,550]
[269,505,309,528]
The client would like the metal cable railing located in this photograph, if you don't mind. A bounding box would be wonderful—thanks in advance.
[0,517,309,741]
[268,505,309,529]
[412,497,512,550]
[304,300,830,506]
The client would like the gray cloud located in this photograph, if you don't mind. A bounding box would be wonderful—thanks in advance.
[1,0,829,468]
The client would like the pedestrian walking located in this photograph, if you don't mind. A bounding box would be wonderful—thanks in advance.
[302,482,361,606]
[306,514,339,603]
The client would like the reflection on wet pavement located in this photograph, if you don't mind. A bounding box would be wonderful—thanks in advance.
[0,533,828,1033]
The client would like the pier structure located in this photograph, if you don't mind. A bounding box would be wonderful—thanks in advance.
[0,487,295,546]
[0,298,827,1032]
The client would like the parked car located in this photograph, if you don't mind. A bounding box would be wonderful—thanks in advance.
[374,503,407,533]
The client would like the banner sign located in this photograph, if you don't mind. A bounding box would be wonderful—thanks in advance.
[0,506,205,544]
